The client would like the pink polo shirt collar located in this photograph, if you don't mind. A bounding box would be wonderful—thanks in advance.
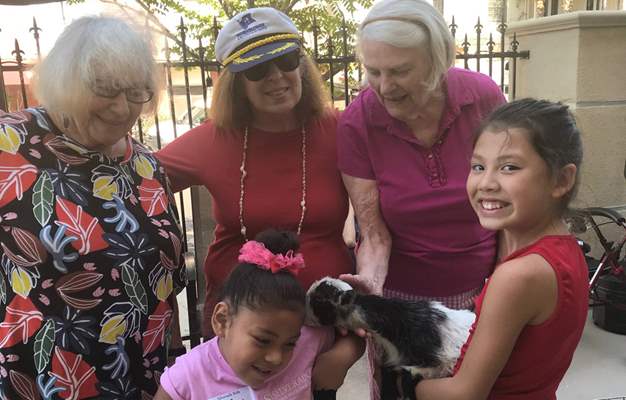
[366,68,478,147]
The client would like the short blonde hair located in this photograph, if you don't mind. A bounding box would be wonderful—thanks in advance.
[33,15,161,123]
[358,0,455,94]
[210,53,330,131]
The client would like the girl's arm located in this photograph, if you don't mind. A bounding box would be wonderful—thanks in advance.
[415,254,558,400]
[312,333,366,390]
[153,386,174,400]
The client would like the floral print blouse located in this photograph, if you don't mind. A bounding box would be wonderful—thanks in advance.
[0,108,186,399]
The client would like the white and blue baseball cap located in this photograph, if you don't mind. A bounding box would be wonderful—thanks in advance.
[215,7,301,73]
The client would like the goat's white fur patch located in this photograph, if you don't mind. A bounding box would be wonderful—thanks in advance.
[316,276,353,292]
[427,303,475,377]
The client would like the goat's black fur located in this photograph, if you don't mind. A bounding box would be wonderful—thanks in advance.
[306,278,475,400]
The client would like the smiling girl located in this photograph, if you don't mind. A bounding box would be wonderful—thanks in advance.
[414,98,588,399]
[154,229,363,400]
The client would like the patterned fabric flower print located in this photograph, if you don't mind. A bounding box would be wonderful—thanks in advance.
[0,350,20,379]
[47,160,90,207]
[0,150,38,208]
[102,337,130,380]
[138,178,169,217]
[104,232,157,271]
[2,253,41,299]
[1,226,45,298]
[49,347,99,399]
[102,195,140,234]
[54,196,108,255]
[98,377,138,400]
[99,302,143,344]
[91,164,134,201]
[133,152,156,180]
[0,293,44,348]
[0,111,29,154]
[50,306,98,355]
[0,109,31,125]
[0,108,186,399]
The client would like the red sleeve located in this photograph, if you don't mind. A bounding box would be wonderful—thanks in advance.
[155,122,215,192]
[336,93,375,180]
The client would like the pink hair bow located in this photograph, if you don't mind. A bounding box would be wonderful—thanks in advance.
[238,240,305,276]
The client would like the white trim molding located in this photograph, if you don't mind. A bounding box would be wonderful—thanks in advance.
[508,10,626,35]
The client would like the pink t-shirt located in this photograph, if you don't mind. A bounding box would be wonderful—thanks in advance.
[337,68,506,297]
[160,326,334,400]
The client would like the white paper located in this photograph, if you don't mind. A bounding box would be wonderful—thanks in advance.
[207,385,256,400]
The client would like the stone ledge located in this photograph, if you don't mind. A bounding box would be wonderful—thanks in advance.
[508,11,626,36]
[573,100,626,108]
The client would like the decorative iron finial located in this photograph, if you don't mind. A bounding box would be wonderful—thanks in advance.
[461,33,470,54]
[30,17,42,60]
[511,33,520,52]
[487,33,495,52]
[474,16,483,34]
[178,17,187,40]
[449,15,457,38]
[12,39,25,63]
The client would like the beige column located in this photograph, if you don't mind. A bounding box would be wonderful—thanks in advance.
[508,11,626,212]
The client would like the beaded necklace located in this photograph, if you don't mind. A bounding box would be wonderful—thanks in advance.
[238,126,307,241]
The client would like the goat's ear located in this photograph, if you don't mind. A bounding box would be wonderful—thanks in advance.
[340,290,356,305]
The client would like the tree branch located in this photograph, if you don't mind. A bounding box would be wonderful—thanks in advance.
[285,0,300,14]
[104,0,201,60]
[217,0,233,18]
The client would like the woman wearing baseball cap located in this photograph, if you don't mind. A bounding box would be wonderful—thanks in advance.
[157,7,354,338]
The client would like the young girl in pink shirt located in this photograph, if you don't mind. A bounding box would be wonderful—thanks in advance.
[414,98,588,399]
[154,229,363,400]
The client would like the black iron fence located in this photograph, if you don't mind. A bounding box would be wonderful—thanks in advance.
[1,14,529,120]
[0,14,529,346]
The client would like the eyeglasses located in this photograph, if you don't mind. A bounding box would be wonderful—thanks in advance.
[243,51,301,82]
[91,83,154,104]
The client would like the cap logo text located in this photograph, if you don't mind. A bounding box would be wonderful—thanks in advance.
[238,14,256,29]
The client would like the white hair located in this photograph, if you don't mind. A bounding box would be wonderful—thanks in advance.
[357,0,455,94]
[33,15,161,123]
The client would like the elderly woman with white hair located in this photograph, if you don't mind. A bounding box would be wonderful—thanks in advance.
[338,0,506,308]
[337,2,505,397]
[0,16,186,398]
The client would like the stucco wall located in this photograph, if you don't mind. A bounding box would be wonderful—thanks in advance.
[508,11,626,210]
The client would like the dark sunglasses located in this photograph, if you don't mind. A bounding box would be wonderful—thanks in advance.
[243,51,301,82]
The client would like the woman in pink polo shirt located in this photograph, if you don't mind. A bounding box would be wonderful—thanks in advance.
[338,0,506,309]
[338,3,505,397]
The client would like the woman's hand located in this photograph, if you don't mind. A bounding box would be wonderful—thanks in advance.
[339,272,382,296]
[337,271,381,338]
[335,321,369,338]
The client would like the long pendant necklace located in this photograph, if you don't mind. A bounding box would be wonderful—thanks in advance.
[238,125,307,241]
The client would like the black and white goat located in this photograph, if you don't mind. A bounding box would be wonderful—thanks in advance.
[306,277,475,399]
